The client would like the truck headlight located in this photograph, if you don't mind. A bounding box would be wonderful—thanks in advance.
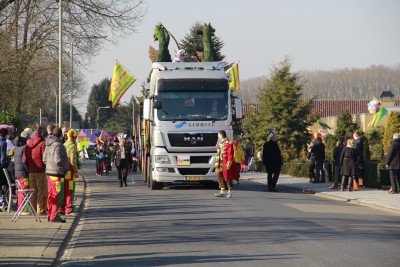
[155,155,170,164]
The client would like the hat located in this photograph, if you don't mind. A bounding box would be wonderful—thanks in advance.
[67,129,78,140]
[176,49,185,57]
[117,133,127,141]
[21,128,32,138]
[269,128,276,138]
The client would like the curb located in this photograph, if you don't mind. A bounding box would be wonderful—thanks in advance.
[245,177,400,215]
[51,171,88,267]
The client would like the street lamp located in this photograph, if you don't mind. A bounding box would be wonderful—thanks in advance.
[97,106,110,130]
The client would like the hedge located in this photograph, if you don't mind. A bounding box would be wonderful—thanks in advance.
[257,160,391,189]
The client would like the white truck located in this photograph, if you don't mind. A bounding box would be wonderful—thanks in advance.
[142,61,242,189]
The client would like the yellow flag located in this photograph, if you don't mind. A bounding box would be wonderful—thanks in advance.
[226,63,240,90]
[109,62,136,108]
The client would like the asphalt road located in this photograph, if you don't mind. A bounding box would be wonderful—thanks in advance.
[58,161,400,267]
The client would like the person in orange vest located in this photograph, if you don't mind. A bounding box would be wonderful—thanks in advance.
[60,129,79,215]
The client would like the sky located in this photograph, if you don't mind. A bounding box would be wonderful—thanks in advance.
[78,0,400,114]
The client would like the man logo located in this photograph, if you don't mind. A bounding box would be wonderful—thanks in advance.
[184,136,204,145]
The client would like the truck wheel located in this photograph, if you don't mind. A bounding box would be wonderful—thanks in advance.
[151,175,163,190]
[149,165,163,190]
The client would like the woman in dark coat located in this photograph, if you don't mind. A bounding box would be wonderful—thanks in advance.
[340,139,357,191]
[13,134,30,211]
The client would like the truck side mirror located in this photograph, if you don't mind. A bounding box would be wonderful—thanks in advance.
[143,99,151,120]
[234,98,243,119]
[153,100,162,110]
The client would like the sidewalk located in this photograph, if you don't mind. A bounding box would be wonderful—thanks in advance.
[240,171,400,214]
[0,175,85,267]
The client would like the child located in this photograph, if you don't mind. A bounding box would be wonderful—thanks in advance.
[241,156,248,173]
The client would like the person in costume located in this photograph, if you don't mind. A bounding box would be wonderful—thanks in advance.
[103,139,112,174]
[232,136,245,184]
[112,133,133,187]
[95,140,104,176]
[214,130,239,198]
[60,129,79,215]
[262,129,283,192]
[43,127,69,223]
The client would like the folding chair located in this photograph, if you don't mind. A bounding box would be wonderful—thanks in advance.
[3,169,40,222]
[2,168,14,213]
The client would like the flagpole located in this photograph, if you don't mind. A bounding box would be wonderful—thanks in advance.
[227,61,240,69]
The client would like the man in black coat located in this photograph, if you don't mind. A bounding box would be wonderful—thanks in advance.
[329,136,345,189]
[311,134,326,183]
[386,133,400,194]
[262,129,283,192]
[112,133,133,187]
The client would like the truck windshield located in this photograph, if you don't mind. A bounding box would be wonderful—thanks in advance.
[157,90,228,121]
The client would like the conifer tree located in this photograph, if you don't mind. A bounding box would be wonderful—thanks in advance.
[243,57,315,161]
[180,21,225,62]
[86,78,113,128]
[335,110,358,138]
[382,111,400,156]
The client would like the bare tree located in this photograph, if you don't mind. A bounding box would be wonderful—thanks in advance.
[0,0,147,124]
[238,65,400,104]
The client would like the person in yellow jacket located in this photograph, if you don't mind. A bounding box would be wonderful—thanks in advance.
[60,129,79,215]
[232,136,245,184]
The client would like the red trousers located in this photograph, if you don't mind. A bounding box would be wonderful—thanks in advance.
[60,166,75,214]
[17,177,29,212]
[47,175,64,221]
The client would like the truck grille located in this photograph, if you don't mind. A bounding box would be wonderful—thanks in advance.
[178,168,210,175]
[168,133,218,147]
[188,156,211,164]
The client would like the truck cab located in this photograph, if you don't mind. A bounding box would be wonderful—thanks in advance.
[142,62,242,189]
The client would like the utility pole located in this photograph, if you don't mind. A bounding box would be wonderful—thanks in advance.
[70,39,73,128]
[58,0,63,127]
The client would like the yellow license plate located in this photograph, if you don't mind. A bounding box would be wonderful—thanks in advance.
[187,176,204,181]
